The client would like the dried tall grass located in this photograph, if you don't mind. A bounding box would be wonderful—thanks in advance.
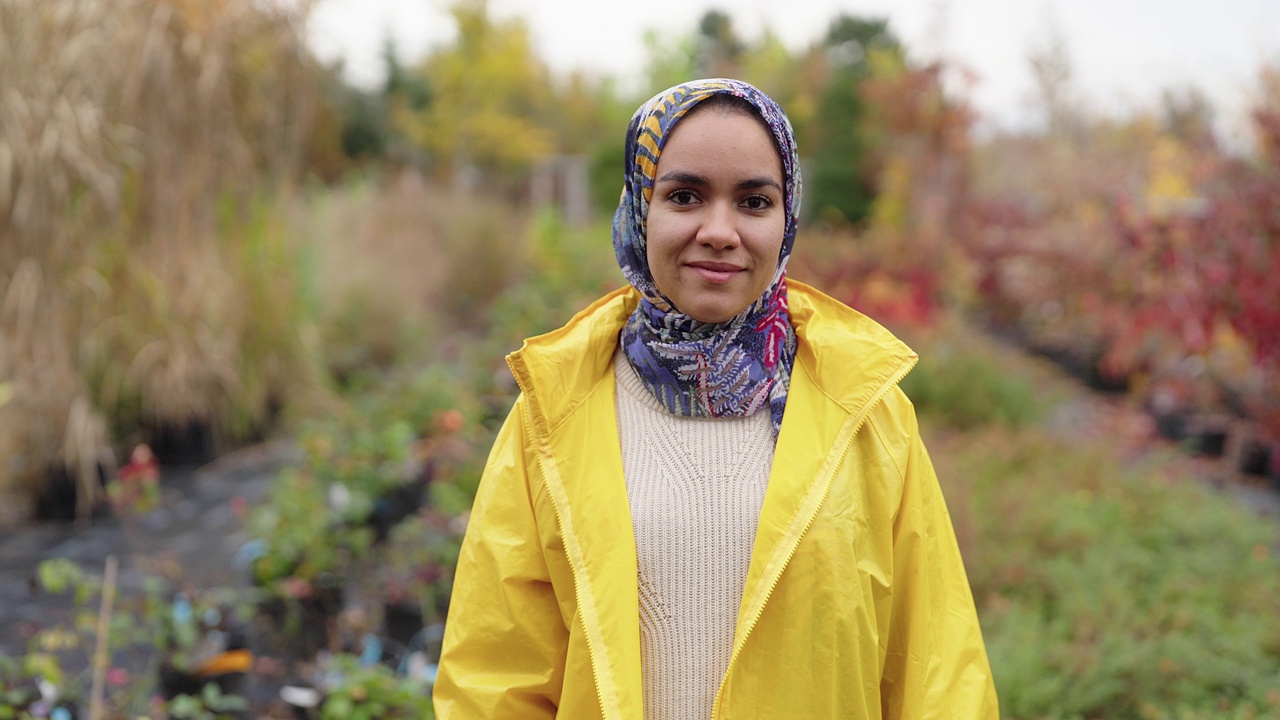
[302,169,531,378]
[0,0,319,522]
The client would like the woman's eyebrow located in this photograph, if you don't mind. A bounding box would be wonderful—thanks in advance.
[656,170,709,186]
[737,176,783,192]
[655,171,782,193]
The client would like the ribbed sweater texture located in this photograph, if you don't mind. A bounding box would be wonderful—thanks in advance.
[613,350,775,720]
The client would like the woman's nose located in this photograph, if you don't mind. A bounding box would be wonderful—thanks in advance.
[696,202,740,250]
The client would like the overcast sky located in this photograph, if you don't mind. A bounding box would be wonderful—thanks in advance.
[306,0,1280,144]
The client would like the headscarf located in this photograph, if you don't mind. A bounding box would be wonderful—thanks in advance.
[613,78,802,437]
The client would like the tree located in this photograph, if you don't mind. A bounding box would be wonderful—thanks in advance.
[740,30,807,129]
[642,28,697,96]
[1027,19,1083,140]
[695,10,745,78]
[393,0,551,183]
[1160,86,1216,150]
[1253,64,1280,163]
[807,15,901,225]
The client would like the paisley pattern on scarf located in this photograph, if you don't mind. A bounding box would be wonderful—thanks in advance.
[612,78,802,435]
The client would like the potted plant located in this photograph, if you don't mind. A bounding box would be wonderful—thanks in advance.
[146,585,254,716]
[20,559,171,719]
[376,511,461,646]
[280,652,434,720]
[300,420,424,543]
[0,653,80,720]
[243,467,370,658]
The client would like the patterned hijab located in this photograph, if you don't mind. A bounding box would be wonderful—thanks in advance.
[613,78,802,436]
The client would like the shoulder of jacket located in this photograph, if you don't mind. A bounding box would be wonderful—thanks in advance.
[863,385,920,473]
[788,280,914,355]
[788,279,919,414]
[506,286,635,436]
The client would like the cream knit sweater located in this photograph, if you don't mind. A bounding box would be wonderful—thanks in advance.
[613,350,775,720]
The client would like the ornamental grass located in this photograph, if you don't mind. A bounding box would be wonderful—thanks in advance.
[0,0,320,522]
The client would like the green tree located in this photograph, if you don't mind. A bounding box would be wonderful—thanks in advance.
[807,15,901,225]
[739,31,804,121]
[695,10,745,78]
[642,28,698,95]
[381,36,429,111]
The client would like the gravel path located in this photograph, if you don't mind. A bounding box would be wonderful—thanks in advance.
[0,440,296,659]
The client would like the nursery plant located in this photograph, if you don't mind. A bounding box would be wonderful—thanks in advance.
[244,465,369,628]
[955,77,1280,463]
[0,653,80,720]
[146,586,255,706]
[12,559,259,719]
[378,511,463,643]
[938,424,1280,719]
[303,653,434,720]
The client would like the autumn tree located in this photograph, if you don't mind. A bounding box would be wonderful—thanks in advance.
[1027,20,1084,141]
[394,0,552,185]
[1254,64,1280,163]
[1160,86,1216,151]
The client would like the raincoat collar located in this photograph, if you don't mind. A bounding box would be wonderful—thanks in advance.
[506,280,916,434]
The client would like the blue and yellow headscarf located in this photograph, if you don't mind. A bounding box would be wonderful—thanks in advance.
[613,78,802,436]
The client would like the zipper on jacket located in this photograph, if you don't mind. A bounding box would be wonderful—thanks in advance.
[510,357,619,720]
[709,356,918,719]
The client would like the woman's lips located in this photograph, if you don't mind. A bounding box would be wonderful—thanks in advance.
[687,261,743,284]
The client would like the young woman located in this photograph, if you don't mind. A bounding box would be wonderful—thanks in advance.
[434,78,998,720]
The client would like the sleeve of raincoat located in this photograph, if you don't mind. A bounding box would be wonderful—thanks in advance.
[880,405,1000,720]
[434,395,567,719]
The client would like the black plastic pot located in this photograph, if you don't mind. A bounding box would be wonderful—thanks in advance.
[1084,360,1132,395]
[145,420,217,466]
[1269,451,1280,493]
[1239,439,1273,477]
[370,481,427,544]
[256,583,344,660]
[382,601,424,646]
[158,664,248,712]
[1186,418,1229,457]
[1195,431,1228,456]
[34,463,108,522]
[1153,411,1189,443]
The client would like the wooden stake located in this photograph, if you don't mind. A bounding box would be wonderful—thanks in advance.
[89,555,118,720]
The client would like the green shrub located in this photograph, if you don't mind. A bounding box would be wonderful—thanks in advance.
[484,208,620,354]
[319,654,434,720]
[247,466,373,591]
[901,333,1046,429]
[937,427,1280,719]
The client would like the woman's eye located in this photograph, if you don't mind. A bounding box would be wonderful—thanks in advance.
[742,195,772,210]
[669,189,697,205]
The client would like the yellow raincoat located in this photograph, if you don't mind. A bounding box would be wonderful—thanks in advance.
[434,280,998,719]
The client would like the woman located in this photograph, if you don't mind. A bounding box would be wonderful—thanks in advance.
[434,78,998,719]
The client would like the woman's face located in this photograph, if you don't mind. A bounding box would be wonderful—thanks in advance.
[645,108,786,324]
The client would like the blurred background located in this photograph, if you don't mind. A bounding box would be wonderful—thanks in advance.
[2,0,1279,718]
